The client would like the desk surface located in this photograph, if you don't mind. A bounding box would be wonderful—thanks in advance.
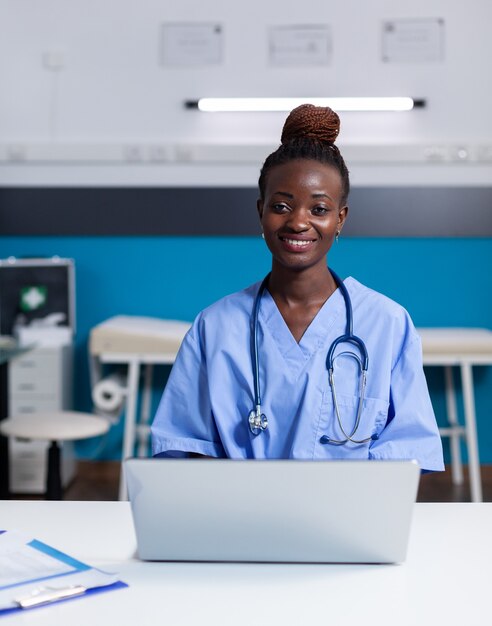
[1,501,491,626]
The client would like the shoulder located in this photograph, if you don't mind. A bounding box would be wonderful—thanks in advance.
[186,282,260,346]
[345,276,420,356]
[346,277,410,319]
[201,282,258,319]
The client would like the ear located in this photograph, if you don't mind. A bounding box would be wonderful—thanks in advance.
[337,205,348,233]
[257,198,264,220]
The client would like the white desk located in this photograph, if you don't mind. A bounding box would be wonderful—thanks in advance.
[1,501,491,625]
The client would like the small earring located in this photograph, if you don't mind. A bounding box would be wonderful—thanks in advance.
[335,231,340,243]
[261,232,265,239]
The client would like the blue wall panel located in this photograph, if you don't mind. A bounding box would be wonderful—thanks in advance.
[2,236,491,462]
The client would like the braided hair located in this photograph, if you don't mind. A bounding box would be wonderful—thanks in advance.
[258,104,350,204]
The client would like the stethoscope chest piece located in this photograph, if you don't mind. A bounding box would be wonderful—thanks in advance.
[248,407,268,435]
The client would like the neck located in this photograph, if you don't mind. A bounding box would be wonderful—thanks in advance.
[267,262,337,306]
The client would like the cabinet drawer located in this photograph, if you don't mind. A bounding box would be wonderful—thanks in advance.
[9,380,58,395]
[10,350,58,374]
[9,352,57,388]
[9,439,75,494]
[9,397,60,415]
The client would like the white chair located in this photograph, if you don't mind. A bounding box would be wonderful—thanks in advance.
[419,328,492,502]
[0,411,110,500]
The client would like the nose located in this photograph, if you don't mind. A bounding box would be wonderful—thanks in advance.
[286,207,310,232]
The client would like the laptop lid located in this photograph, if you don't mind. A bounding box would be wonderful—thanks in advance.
[124,458,420,564]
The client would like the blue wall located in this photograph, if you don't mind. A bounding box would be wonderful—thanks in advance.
[2,236,491,462]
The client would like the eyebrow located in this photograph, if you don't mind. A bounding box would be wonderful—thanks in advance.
[273,191,333,200]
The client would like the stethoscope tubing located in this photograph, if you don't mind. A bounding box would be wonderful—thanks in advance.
[248,268,376,445]
[251,274,270,410]
[248,275,270,435]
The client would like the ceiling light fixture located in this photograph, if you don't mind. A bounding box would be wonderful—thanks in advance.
[185,97,426,112]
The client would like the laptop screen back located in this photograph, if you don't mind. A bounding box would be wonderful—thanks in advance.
[125,458,420,564]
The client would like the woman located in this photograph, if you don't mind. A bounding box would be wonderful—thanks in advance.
[151,104,444,471]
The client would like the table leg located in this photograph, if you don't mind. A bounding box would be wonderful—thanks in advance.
[137,364,154,458]
[47,440,63,500]
[461,362,482,502]
[444,366,463,485]
[119,359,140,500]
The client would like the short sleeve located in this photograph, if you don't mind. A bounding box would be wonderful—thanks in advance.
[369,333,444,472]
[150,324,226,458]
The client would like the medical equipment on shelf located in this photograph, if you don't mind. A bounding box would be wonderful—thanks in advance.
[249,268,378,445]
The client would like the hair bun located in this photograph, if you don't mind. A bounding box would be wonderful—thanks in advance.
[280,103,340,145]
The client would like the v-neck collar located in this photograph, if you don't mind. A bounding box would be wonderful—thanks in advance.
[258,279,350,376]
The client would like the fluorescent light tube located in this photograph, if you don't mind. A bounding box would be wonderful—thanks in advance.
[186,97,424,112]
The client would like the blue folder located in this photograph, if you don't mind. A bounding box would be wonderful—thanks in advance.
[0,530,128,615]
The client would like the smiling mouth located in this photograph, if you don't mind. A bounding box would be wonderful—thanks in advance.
[279,237,316,248]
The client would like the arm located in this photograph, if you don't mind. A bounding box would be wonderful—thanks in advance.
[151,323,226,458]
[369,333,444,472]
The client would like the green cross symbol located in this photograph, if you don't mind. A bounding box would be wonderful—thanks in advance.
[20,286,47,312]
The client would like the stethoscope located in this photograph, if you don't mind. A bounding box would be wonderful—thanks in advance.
[248,267,379,445]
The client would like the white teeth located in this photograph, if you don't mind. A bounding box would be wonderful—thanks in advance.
[283,238,311,247]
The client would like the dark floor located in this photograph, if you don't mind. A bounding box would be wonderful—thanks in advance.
[12,461,492,502]
[417,465,492,502]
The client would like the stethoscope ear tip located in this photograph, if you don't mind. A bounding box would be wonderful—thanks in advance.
[371,433,379,441]
[319,435,331,444]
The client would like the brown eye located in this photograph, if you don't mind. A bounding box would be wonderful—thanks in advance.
[312,206,329,216]
[272,203,288,213]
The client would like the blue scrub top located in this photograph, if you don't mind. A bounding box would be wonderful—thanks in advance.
[151,277,444,472]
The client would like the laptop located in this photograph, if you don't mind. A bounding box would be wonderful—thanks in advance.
[124,458,420,564]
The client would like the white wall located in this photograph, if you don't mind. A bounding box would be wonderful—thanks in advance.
[1,0,491,186]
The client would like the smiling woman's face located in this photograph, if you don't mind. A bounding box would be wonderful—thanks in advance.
[257,159,348,273]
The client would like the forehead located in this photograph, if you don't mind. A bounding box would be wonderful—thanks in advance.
[264,159,343,196]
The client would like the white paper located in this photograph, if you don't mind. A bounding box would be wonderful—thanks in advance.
[0,532,73,587]
[382,18,445,63]
[92,371,126,413]
[161,23,223,65]
[269,25,332,66]
[94,315,191,338]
